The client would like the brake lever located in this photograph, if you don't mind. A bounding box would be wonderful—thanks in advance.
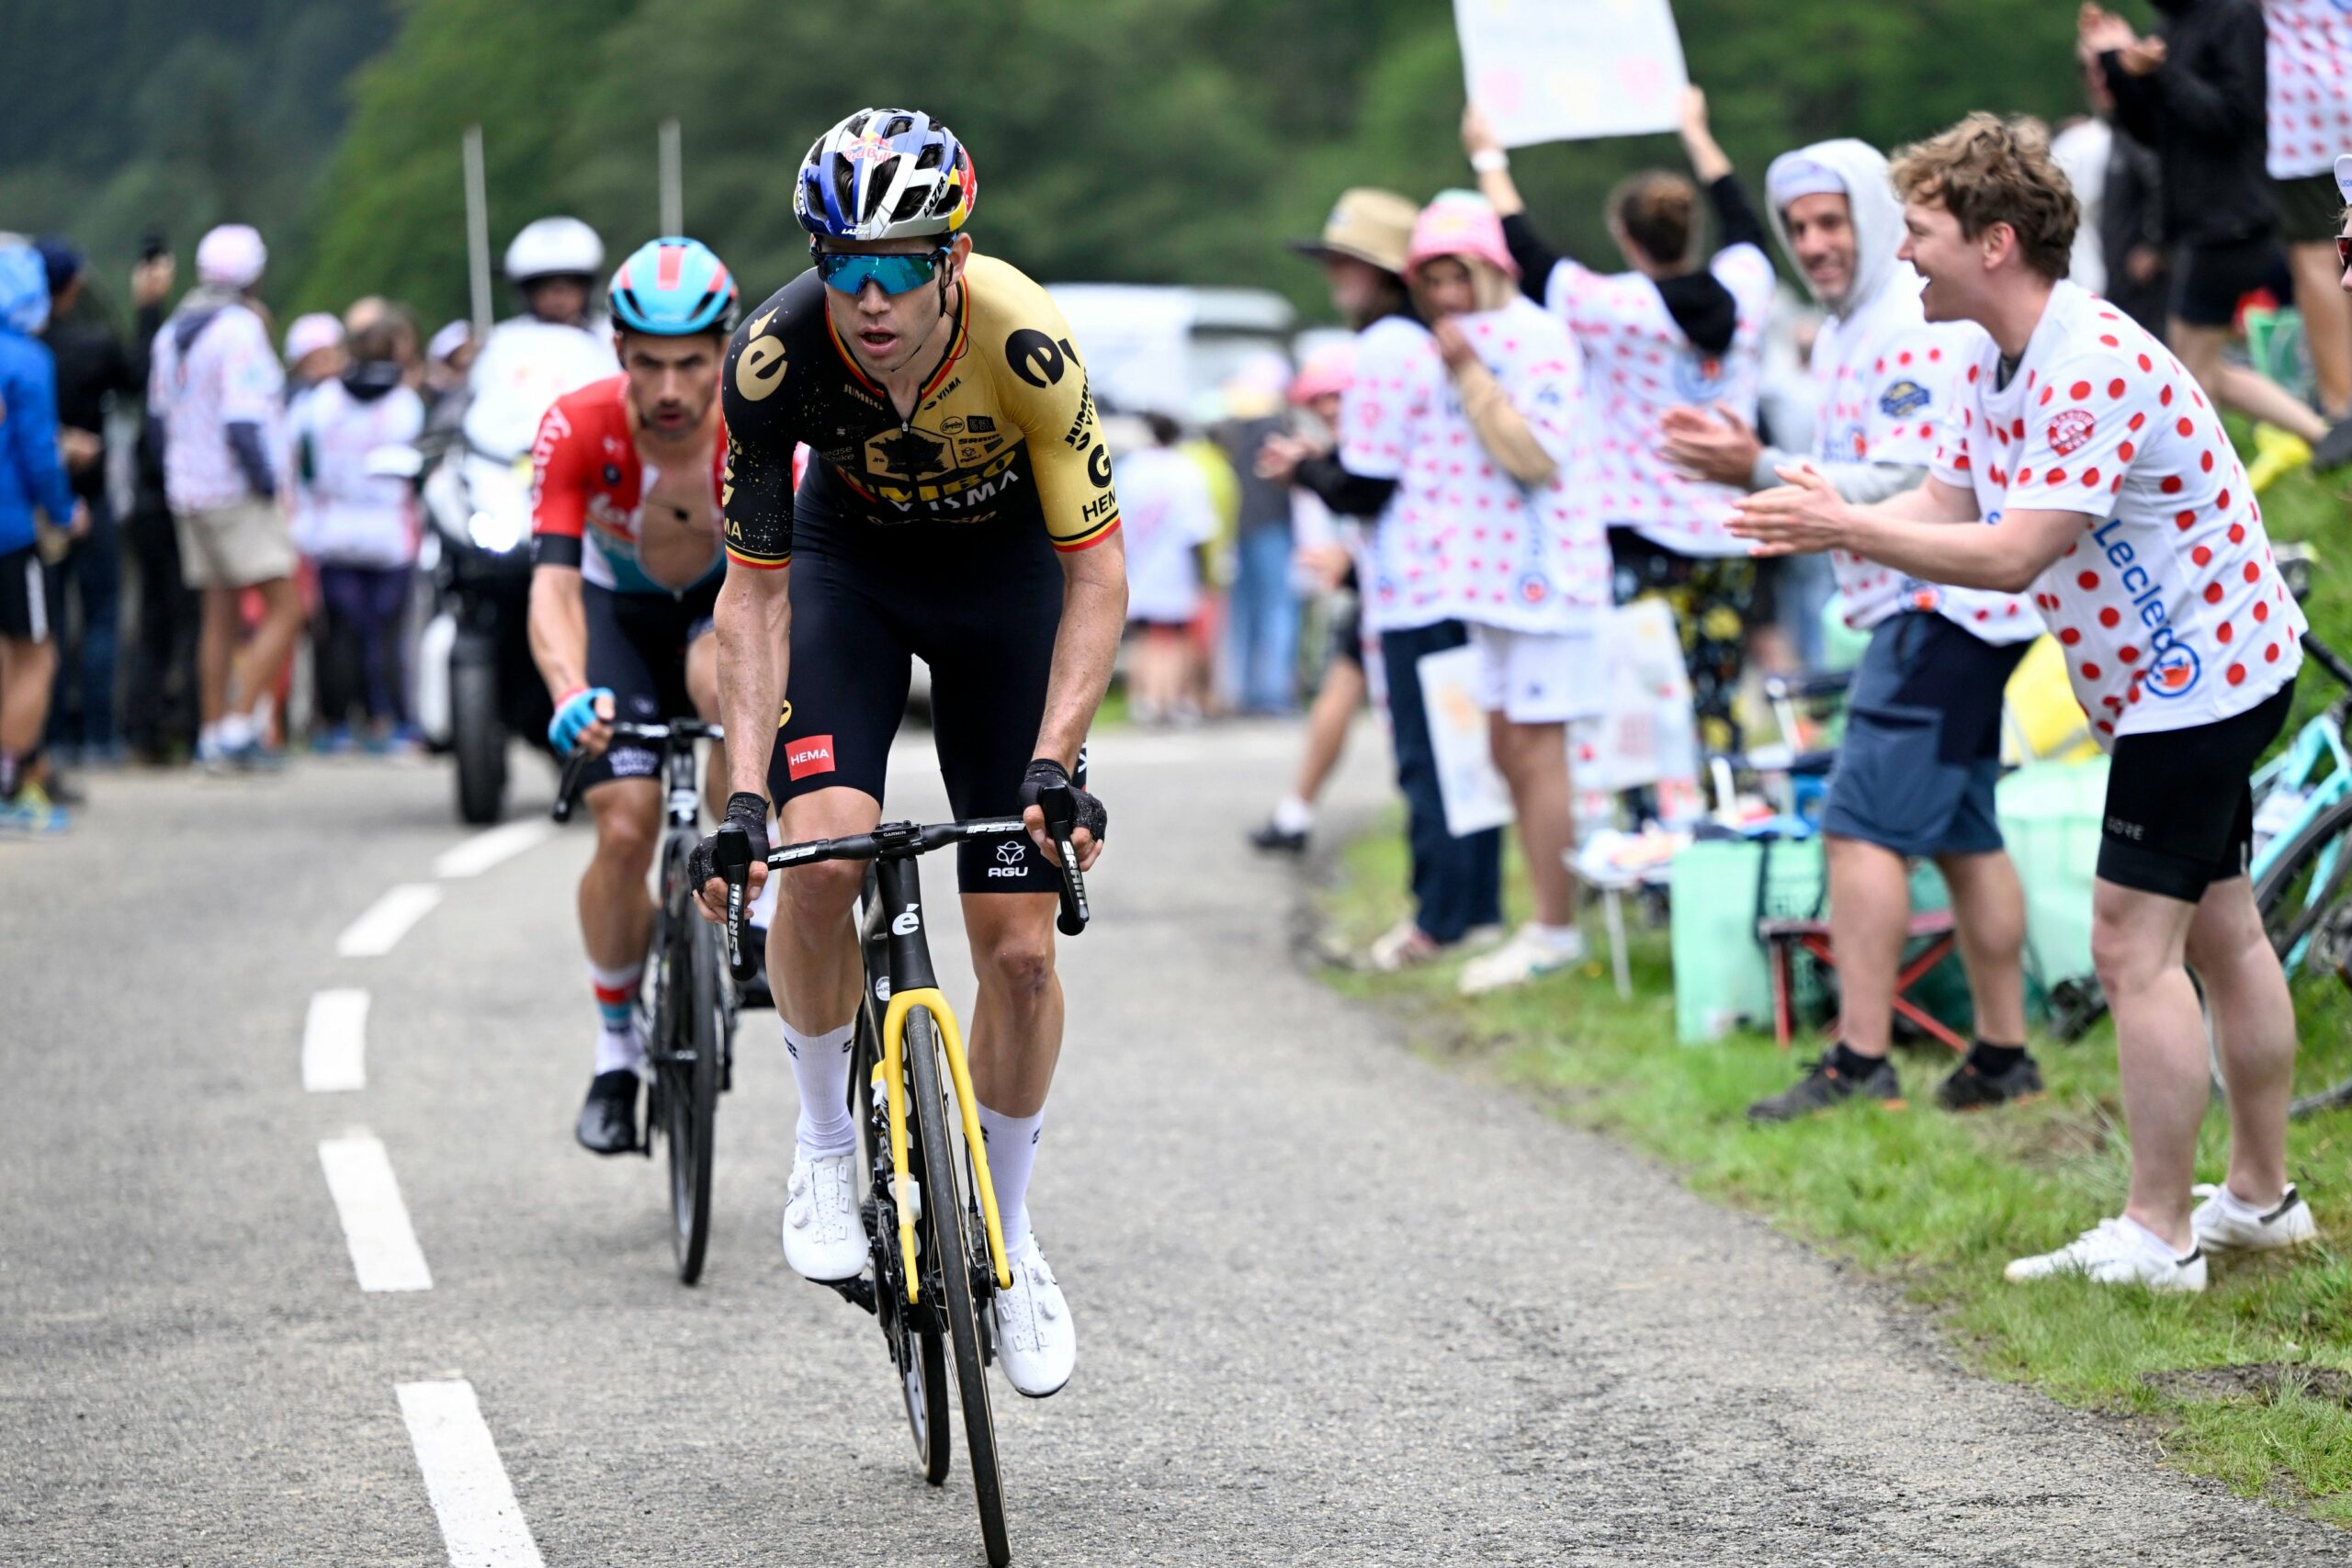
[1036,784,1091,937]
[550,749,590,824]
[713,822,759,982]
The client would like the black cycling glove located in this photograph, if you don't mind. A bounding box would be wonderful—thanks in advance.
[687,791,773,896]
[1018,757,1108,842]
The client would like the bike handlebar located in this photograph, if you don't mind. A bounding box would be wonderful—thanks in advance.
[732,808,1094,951]
[549,719,726,824]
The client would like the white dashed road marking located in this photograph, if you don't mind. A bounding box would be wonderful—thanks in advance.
[396,1380,546,1567]
[337,884,445,957]
[433,821,555,881]
[318,1134,433,1292]
[302,988,370,1092]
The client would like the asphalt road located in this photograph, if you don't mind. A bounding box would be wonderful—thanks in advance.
[2,726,2337,1566]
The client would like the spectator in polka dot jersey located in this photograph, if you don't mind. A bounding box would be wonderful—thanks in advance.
[1464,87,1779,751]
[1734,114,2318,1296]
[1379,194,1612,997]
[1666,137,2047,1125]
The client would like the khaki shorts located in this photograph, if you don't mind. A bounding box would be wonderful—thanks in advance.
[175,496,296,590]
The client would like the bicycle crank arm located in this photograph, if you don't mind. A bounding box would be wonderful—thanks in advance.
[822,1274,877,1315]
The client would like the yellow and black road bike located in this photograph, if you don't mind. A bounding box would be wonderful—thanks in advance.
[715,790,1091,1568]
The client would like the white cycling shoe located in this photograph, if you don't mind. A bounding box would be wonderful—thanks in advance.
[2005,1215,2206,1293]
[2192,1182,2321,1253]
[782,1150,864,1281]
[1459,924,1585,996]
[990,1237,1076,1398]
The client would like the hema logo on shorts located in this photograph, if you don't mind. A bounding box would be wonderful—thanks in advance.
[988,839,1027,879]
[786,734,836,780]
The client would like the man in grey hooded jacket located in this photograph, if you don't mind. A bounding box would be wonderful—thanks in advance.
[1660,140,2047,1122]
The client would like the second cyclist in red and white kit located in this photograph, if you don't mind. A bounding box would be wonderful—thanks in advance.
[528,236,744,1155]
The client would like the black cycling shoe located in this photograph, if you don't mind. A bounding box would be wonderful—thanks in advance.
[1935,1053,2045,1111]
[1248,820,1308,854]
[575,1070,642,1155]
[737,927,774,1011]
[1747,1050,1904,1123]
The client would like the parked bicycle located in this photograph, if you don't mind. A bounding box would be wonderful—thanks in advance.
[713,785,1092,1568]
[552,718,736,1282]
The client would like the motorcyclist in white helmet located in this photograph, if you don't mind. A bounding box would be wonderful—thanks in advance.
[503,216,607,330]
[463,216,621,458]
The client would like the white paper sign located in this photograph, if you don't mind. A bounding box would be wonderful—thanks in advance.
[1568,597,1700,795]
[1455,0,1690,148]
[1417,644,1514,839]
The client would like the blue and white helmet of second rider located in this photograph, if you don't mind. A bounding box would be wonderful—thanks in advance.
[606,237,740,336]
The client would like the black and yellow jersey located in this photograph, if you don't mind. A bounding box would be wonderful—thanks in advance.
[719,254,1122,569]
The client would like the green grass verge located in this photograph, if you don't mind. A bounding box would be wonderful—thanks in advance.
[1314,446,2352,1522]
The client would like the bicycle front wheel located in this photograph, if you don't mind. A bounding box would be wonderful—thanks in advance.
[854,1000,950,1483]
[2256,795,2352,1118]
[664,916,722,1283]
[906,1006,1009,1568]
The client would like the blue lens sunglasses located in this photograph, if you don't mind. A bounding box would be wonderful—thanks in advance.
[812,244,953,297]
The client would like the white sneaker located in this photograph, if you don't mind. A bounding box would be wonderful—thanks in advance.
[2191,1183,2321,1253]
[1459,924,1585,996]
[2005,1216,2207,1293]
[990,1237,1076,1398]
[781,1150,864,1281]
[1365,919,1444,972]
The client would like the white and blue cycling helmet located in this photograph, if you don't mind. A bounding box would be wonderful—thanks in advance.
[795,107,978,243]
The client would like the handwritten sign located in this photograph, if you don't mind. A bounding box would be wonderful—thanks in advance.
[1455,0,1690,148]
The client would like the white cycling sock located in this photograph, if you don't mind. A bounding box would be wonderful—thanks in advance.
[783,1018,857,1157]
[589,959,644,1075]
[1532,922,1584,953]
[976,1103,1045,1255]
[1270,795,1314,834]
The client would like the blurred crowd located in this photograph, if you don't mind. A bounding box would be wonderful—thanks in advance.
[0,214,621,833]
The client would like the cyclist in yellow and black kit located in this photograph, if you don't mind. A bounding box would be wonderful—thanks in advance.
[693,107,1124,1399]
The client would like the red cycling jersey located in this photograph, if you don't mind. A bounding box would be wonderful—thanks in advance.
[530,375,730,594]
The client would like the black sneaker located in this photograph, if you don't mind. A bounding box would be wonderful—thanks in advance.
[2313,415,2352,471]
[1936,1052,2045,1111]
[1248,820,1309,854]
[575,1069,641,1155]
[1747,1051,1904,1122]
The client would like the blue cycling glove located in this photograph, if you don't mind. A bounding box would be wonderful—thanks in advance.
[548,686,613,755]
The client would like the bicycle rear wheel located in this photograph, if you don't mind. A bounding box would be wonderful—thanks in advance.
[906,1005,1009,1568]
[2256,795,2352,1118]
[854,1001,950,1483]
[662,884,721,1284]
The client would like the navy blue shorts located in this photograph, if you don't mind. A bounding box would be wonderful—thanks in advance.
[1820,612,2030,858]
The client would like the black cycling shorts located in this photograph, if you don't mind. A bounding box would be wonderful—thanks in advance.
[2098,680,2296,902]
[0,545,50,643]
[580,577,720,792]
[2169,235,2277,330]
[770,486,1065,895]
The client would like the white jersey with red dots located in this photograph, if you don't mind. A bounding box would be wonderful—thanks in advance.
[2263,0,2352,181]
[1931,281,2305,746]
[1343,296,1609,637]
[1545,243,1775,557]
[1813,269,2037,642]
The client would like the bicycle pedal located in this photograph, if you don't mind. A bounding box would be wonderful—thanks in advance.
[823,1273,877,1314]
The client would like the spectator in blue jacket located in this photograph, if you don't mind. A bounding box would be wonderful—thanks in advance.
[0,241,86,832]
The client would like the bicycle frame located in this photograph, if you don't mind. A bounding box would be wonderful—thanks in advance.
[2247,637,2352,966]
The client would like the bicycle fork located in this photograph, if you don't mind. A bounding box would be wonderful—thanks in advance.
[871,855,1013,1304]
